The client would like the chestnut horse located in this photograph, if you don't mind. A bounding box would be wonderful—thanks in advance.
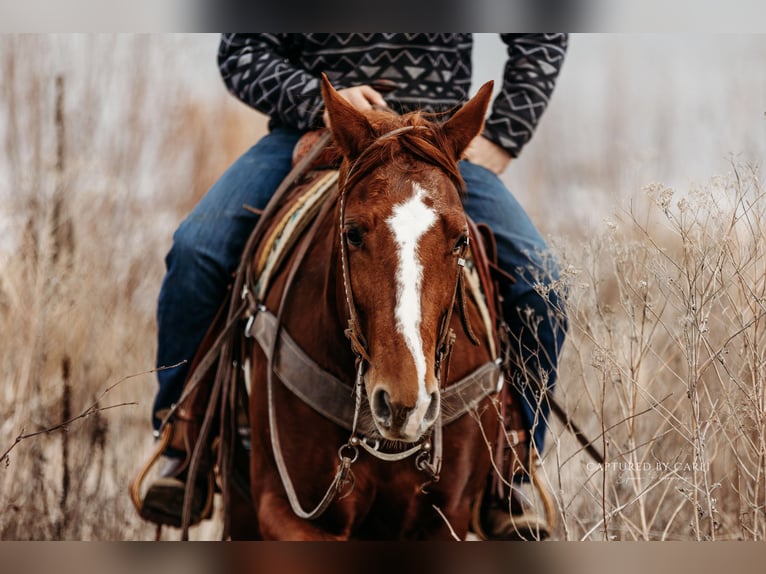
[231,77,501,540]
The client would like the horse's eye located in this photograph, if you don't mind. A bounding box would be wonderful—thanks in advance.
[346,227,364,247]
[453,233,468,253]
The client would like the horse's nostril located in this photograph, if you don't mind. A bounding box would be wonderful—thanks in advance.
[373,388,392,427]
[425,391,439,422]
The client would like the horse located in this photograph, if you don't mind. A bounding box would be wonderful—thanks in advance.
[228,76,505,540]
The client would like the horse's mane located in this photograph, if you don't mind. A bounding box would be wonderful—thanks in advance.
[342,110,466,197]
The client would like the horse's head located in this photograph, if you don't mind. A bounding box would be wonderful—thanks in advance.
[321,75,493,443]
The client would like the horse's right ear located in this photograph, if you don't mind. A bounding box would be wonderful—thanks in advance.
[441,80,494,160]
[320,73,375,159]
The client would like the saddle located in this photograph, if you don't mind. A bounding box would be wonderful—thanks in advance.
[130,130,536,536]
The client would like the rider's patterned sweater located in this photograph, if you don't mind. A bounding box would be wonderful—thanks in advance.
[218,33,568,158]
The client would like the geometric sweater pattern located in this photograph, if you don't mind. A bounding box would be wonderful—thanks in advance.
[219,33,568,157]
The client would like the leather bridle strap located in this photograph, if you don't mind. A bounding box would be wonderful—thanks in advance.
[338,125,430,363]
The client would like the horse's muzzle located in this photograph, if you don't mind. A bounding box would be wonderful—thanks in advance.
[371,387,440,442]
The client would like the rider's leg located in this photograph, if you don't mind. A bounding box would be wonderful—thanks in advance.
[152,128,302,433]
[459,160,567,540]
[460,160,567,454]
[139,128,301,527]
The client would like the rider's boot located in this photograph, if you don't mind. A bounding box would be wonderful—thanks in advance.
[475,385,554,541]
[138,409,214,528]
[478,446,552,541]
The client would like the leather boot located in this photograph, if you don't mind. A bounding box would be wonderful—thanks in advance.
[476,387,553,541]
[480,483,551,541]
[138,411,214,528]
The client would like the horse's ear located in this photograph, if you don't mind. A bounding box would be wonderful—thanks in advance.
[441,80,494,160]
[320,73,374,159]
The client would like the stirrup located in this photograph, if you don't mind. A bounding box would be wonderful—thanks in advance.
[129,424,173,516]
[139,471,214,528]
[471,449,557,541]
[128,424,214,528]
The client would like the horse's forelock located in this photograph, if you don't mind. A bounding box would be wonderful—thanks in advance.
[343,112,466,197]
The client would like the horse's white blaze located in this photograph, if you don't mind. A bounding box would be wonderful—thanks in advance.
[386,182,436,432]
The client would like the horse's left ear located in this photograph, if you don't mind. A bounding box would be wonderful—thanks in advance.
[442,80,494,160]
[320,73,375,159]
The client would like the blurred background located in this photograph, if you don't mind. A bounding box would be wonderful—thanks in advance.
[0,34,764,540]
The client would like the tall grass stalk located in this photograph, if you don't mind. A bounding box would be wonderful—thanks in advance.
[543,165,766,540]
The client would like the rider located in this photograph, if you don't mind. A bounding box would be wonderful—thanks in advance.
[144,33,568,539]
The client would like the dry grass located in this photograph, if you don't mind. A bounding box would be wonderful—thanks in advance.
[537,166,766,540]
[1,34,764,540]
[0,35,261,540]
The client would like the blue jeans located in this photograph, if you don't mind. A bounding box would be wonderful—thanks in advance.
[460,162,567,452]
[154,128,567,453]
[153,128,303,429]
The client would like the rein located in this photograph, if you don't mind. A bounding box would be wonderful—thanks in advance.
[169,131,335,538]
[266,191,352,520]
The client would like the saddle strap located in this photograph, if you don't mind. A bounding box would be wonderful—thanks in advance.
[250,307,501,431]
[466,218,502,354]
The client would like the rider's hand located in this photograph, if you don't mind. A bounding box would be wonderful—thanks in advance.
[463,135,512,175]
[323,85,388,127]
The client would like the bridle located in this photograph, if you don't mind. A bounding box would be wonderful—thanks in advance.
[337,124,471,471]
[339,125,430,364]
[270,123,472,520]
[339,124,469,369]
